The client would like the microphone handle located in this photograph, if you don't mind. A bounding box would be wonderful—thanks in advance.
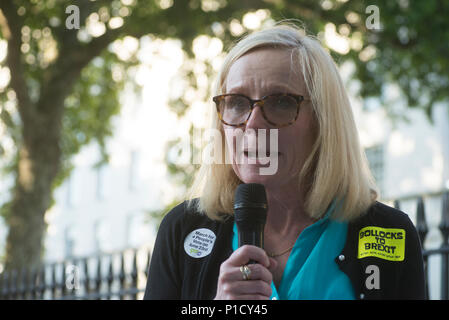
[238,227,264,265]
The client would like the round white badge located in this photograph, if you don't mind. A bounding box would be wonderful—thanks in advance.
[184,228,216,258]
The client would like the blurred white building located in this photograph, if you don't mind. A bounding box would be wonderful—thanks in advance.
[43,100,177,262]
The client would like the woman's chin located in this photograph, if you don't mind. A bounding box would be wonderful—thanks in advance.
[237,166,281,186]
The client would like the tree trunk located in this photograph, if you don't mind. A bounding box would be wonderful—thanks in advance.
[4,114,62,271]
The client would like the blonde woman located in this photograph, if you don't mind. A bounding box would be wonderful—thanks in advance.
[144,23,425,300]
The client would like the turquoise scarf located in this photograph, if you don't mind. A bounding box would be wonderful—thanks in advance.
[231,200,355,300]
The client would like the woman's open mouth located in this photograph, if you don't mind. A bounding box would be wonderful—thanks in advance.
[242,150,281,165]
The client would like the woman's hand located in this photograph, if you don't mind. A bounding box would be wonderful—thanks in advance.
[214,245,278,300]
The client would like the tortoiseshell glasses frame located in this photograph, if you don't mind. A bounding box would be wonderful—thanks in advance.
[212,93,305,128]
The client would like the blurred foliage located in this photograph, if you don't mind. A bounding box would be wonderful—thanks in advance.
[329,0,449,121]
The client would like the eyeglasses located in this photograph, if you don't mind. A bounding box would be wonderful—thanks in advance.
[212,93,305,128]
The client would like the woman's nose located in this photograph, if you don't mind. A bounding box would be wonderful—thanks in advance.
[245,103,269,129]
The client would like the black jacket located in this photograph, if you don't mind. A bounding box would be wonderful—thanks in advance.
[144,200,426,300]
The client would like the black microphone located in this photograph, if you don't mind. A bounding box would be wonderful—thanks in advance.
[234,183,268,256]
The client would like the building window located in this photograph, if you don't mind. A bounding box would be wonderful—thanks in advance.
[365,144,384,193]
[64,226,75,259]
[129,150,139,191]
[93,220,109,253]
[96,165,107,200]
[126,213,148,248]
[96,165,102,200]
[66,174,73,208]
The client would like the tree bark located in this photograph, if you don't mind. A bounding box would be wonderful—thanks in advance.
[4,112,63,271]
[4,156,55,271]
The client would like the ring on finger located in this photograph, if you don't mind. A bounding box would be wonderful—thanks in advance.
[240,264,251,281]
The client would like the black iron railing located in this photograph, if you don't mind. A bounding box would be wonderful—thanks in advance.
[0,191,448,299]
[392,190,449,300]
[0,247,151,300]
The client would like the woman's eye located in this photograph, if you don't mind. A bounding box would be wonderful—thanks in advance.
[267,96,296,110]
[227,98,247,110]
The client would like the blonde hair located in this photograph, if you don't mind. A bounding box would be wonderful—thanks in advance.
[187,21,378,221]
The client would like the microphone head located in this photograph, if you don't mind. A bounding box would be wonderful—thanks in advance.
[234,183,268,226]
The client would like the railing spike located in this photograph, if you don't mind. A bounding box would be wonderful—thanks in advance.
[416,197,429,246]
[83,258,90,298]
[131,249,138,299]
[439,191,449,300]
[51,263,57,299]
[106,255,114,300]
[1,271,9,299]
[10,269,17,300]
[17,267,25,299]
[61,261,67,298]
[29,267,37,300]
[394,199,401,210]
[146,249,151,278]
[95,257,102,299]
[37,265,46,299]
[439,191,449,243]
[119,252,126,300]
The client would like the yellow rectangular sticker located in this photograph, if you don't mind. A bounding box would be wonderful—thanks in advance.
[358,226,405,261]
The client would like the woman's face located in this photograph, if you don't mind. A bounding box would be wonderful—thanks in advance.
[223,48,318,191]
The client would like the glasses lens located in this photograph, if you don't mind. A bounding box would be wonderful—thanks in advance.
[263,95,299,125]
[219,95,250,125]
